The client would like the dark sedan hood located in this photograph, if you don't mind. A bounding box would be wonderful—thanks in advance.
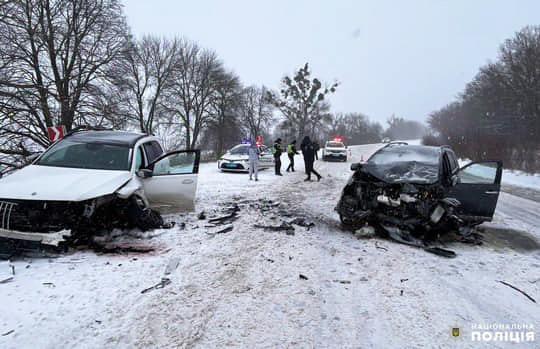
[361,162,439,184]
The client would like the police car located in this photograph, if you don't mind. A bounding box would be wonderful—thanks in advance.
[322,137,347,162]
[218,142,274,172]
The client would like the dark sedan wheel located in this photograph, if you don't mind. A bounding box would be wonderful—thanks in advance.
[339,214,354,226]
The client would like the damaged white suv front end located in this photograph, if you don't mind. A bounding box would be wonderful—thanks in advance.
[0,130,200,246]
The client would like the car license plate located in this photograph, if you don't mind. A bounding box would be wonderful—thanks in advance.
[225,163,236,168]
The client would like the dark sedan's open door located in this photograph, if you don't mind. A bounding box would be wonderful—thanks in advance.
[445,161,502,222]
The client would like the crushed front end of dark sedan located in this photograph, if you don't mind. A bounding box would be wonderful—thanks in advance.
[336,143,503,253]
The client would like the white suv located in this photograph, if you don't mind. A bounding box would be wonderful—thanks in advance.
[0,130,200,245]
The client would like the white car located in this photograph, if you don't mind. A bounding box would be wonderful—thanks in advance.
[218,143,274,172]
[0,130,200,245]
[322,140,347,162]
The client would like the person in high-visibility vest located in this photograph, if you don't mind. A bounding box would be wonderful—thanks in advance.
[286,140,298,172]
[272,138,283,176]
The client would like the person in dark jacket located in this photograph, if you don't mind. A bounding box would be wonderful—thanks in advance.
[273,138,283,176]
[300,136,322,181]
[286,140,298,172]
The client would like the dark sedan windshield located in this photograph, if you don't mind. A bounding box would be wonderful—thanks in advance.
[369,146,440,166]
[365,145,441,184]
[36,139,131,170]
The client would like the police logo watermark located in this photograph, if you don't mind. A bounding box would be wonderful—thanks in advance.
[450,326,462,339]
[470,323,535,343]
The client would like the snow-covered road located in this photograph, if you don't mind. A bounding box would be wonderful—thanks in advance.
[1,143,539,348]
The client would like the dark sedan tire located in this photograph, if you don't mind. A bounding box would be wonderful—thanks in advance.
[339,214,354,226]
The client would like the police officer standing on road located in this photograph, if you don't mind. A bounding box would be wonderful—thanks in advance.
[301,136,322,181]
[248,140,260,181]
[273,138,283,176]
[286,139,298,172]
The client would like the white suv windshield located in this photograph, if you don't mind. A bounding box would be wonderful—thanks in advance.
[36,140,131,170]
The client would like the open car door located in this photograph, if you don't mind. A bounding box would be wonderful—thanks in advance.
[141,150,200,213]
[445,161,503,223]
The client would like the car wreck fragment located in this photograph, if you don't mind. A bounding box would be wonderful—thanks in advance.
[0,130,200,247]
[336,143,503,253]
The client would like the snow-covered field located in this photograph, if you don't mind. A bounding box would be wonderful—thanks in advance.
[1,143,539,348]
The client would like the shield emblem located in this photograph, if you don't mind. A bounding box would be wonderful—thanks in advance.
[452,328,460,337]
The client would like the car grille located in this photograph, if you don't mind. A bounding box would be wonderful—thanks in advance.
[0,201,17,230]
[0,199,82,232]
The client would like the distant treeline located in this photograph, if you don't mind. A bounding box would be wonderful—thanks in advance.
[427,26,540,173]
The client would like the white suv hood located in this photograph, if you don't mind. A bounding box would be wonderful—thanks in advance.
[0,165,132,201]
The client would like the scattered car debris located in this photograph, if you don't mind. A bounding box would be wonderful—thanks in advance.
[141,277,171,294]
[205,224,234,237]
[0,276,13,284]
[354,225,376,239]
[498,280,536,303]
[197,211,206,220]
[385,226,456,258]
[288,217,315,229]
[216,226,234,234]
[299,274,309,280]
[374,241,388,251]
[90,240,156,254]
[208,205,240,225]
[333,280,351,284]
[164,257,181,276]
[400,278,408,283]
[2,329,14,336]
[254,222,295,235]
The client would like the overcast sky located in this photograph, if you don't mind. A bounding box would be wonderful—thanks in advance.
[123,0,539,126]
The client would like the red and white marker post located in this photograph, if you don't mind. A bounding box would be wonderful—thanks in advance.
[47,125,66,142]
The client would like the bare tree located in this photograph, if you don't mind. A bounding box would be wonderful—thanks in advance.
[268,63,338,139]
[239,85,274,140]
[0,0,129,170]
[206,69,242,155]
[161,40,222,149]
[111,36,179,134]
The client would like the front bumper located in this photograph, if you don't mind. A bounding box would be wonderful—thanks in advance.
[0,228,71,246]
[219,161,249,172]
[324,152,347,160]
